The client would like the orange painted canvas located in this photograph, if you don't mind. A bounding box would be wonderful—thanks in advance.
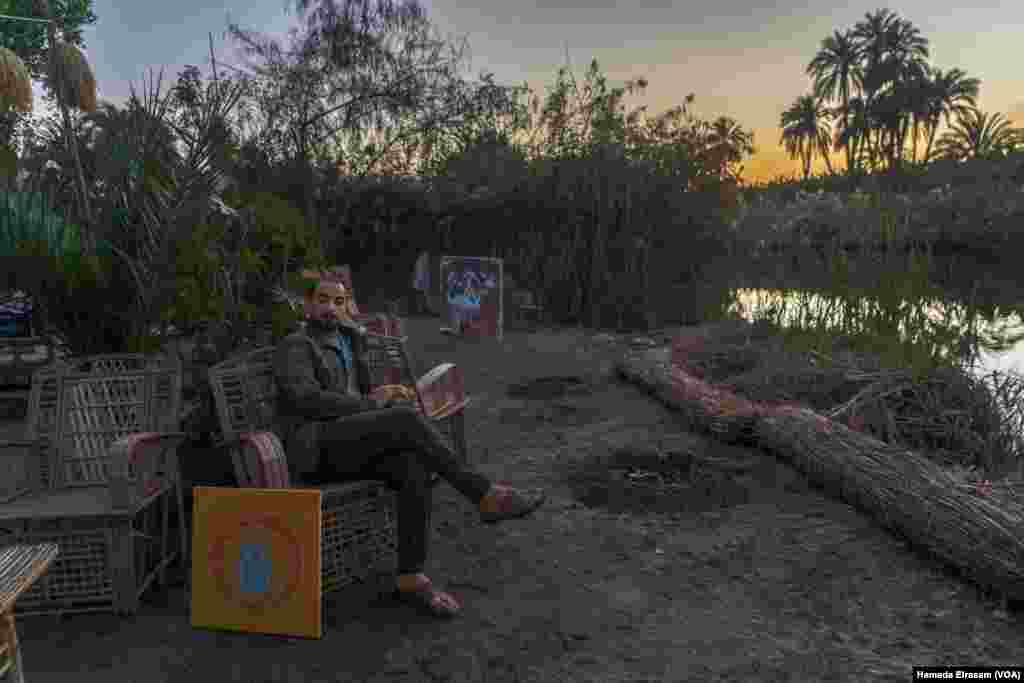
[190,487,323,639]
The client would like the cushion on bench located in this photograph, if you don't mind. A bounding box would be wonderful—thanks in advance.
[239,431,290,488]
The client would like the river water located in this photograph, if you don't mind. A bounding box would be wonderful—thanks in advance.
[697,249,1024,381]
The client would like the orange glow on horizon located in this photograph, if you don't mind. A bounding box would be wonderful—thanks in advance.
[743,127,842,184]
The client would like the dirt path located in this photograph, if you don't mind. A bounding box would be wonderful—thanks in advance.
[7,318,1024,682]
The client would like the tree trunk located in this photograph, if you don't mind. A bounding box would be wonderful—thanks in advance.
[46,14,95,260]
[923,124,939,164]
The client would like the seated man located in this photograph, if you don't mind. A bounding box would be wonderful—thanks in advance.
[274,270,545,619]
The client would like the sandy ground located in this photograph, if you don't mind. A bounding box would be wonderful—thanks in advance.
[4,316,1024,682]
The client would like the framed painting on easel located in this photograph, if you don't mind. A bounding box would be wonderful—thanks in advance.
[440,256,503,341]
[190,487,323,639]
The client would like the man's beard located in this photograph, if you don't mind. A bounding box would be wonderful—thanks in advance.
[307,317,340,333]
[307,317,362,335]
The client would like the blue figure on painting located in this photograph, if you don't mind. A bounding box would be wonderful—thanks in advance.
[441,257,502,337]
[447,267,485,330]
[238,542,271,595]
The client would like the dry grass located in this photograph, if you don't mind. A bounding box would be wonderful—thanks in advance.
[680,322,1024,476]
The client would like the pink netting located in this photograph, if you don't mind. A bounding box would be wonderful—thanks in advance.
[670,333,834,434]
[240,432,290,488]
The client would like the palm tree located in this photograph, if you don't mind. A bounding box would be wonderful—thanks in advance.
[834,95,871,171]
[705,115,755,181]
[780,94,834,180]
[851,10,930,171]
[83,101,181,197]
[920,67,980,163]
[934,108,1024,160]
[806,29,862,173]
[875,58,929,170]
[898,64,934,165]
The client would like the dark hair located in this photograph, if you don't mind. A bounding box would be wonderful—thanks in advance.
[301,268,352,305]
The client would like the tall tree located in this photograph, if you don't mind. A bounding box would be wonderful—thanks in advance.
[225,0,473,229]
[0,0,96,181]
[851,9,929,171]
[704,115,755,182]
[920,67,980,163]
[834,95,870,173]
[780,94,833,180]
[0,0,96,80]
[806,28,862,173]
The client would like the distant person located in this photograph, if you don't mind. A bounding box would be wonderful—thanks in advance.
[411,250,432,315]
[274,269,546,618]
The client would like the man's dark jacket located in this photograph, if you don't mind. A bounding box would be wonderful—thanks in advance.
[273,322,375,481]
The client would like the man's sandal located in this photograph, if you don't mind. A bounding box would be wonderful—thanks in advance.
[392,576,462,619]
[479,484,546,524]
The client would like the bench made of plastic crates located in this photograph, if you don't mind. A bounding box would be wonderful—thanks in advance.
[0,499,175,616]
[57,374,180,499]
[18,355,180,488]
[225,429,398,593]
[2,383,181,506]
[0,370,186,616]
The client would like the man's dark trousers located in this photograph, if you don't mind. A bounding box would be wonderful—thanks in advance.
[308,405,491,574]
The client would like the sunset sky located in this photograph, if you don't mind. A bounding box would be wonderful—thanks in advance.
[29,0,1024,183]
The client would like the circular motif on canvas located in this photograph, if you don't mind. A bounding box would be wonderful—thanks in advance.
[206,514,305,611]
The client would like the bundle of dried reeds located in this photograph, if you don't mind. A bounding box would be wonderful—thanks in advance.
[0,47,33,113]
[755,406,1024,602]
[616,345,761,444]
[615,334,1024,603]
[680,331,1021,473]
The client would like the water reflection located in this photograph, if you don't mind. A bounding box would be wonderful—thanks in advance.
[725,287,1024,378]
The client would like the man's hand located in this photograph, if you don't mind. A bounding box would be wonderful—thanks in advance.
[368,384,421,412]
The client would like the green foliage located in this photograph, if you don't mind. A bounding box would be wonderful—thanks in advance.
[165,221,228,324]
[404,57,757,329]
[734,169,1024,256]
[232,189,324,272]
[0,189,72,256]
[731,248,971,378]
[0,0,98,82]
[412,73,532,180]
[162,189,324,357]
